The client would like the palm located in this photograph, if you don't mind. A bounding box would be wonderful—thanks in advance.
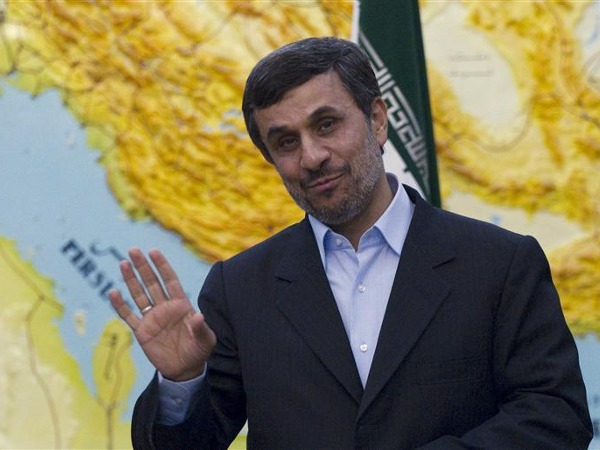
[109,248,216,381]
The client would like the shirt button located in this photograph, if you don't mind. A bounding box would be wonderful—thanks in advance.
[358,284,366,293]
[174,397,183,405]
[360,343,368,352]
[336,238,343,246]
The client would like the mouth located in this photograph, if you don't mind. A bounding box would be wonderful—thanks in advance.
[305,173,345,193]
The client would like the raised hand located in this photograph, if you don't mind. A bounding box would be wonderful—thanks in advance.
[108,248,216,381]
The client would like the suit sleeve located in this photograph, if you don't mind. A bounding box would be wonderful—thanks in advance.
[418,235,593,449]
[130,261,246,450]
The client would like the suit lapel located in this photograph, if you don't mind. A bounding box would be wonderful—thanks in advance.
[359,189,454,416]
[274,219,363,405]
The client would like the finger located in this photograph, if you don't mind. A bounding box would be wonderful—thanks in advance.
[148,249,187,300]
[108,288,141,331]
[128,248,169,305]
[119,257,154,311]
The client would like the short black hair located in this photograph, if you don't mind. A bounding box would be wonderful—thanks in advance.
[242,37,381,162]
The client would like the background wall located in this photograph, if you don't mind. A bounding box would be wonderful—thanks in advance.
[0,1,597,448]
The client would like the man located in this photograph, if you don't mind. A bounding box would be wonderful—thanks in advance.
[109,37,593,449]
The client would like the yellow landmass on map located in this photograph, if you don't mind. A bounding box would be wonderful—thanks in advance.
[423,0,600,335]
[0,0,352,262]
[0,237,135,449]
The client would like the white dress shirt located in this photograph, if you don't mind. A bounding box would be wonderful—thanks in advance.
[308,174,414,385]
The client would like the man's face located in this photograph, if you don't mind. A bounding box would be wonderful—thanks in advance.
[254,70,388,226]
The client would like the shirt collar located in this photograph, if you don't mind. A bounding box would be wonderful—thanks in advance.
[309,173,415,263]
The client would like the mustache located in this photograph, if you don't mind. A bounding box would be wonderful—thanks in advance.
[300,164,349,189]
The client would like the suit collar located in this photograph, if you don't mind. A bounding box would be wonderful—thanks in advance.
[274,219,364,404]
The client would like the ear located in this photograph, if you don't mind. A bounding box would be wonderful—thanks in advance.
[370,97,388,146]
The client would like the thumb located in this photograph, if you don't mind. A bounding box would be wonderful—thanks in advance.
[188,312,217,349]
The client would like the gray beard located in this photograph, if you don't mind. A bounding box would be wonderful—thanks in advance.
[282,145,384,226]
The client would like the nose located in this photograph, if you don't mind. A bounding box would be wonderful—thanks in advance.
[300,137,330,171]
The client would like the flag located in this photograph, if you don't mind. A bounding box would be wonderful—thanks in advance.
[353,0,441,207]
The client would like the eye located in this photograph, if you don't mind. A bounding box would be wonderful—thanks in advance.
[318,118,335,133]
[278,136,298,152]
[317,117,340,136]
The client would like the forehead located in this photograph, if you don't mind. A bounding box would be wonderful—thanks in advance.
[254,71,356,133]
[279,70,350,103]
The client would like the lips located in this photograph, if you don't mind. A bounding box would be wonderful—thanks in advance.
[306,173,344,193]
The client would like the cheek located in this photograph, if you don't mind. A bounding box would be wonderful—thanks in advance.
[273,159,300,183]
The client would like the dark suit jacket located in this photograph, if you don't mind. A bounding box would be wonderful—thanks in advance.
[132,185,592,449]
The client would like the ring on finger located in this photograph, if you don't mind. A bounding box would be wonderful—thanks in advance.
[140,304,154,315]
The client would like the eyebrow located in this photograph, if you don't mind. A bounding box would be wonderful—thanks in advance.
[265,124,291,145]
[264,105,340,144]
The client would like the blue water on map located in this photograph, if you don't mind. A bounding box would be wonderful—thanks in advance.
[0,79,211,418]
